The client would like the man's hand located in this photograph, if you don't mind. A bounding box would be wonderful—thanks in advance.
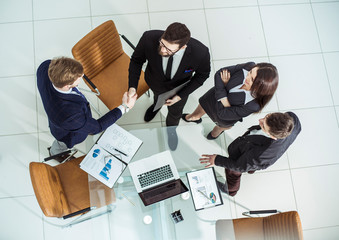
[220,69,230,86]
[128,87,137,99]
[165,95,181,106]
[199,154,217,168]
[122,92,137,109]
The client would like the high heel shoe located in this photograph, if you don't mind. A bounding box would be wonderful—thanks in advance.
[181,114,202,124]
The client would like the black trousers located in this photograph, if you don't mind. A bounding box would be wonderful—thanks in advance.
[153,94,188,126]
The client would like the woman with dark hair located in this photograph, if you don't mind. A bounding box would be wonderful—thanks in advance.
[182,62,278,139]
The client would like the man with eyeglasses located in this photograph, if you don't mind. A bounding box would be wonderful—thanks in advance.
[128,22,211,150]
[199,112,301,196]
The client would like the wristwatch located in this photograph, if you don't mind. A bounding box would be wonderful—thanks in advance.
[122,103,130,113]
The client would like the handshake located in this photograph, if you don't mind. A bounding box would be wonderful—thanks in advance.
[121,87,138,109]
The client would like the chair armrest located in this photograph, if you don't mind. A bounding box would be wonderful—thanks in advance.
[119,34,136,50]
[243,210,281,217]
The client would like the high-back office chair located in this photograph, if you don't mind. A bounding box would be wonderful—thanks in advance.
[72,20,149,111]
[216,210,303,240]
[29,156,115,226]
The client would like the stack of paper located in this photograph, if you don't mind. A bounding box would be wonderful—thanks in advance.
[80,124,142,188]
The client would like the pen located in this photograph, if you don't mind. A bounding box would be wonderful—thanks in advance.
[197,189,211,202]
[114,148,128,157]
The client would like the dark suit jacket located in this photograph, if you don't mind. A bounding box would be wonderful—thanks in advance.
[215,62,260,122]
[37,60,122,148]
[214,112,301,172]
[128,30,211,98]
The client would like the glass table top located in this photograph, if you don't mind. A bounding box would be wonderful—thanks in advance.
[88,124,235,240]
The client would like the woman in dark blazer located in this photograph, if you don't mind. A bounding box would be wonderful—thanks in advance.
[182,62,279,139]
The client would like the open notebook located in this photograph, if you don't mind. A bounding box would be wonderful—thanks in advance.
[80,124,142,188]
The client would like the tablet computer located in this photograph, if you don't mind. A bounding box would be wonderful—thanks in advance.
[186,168,223,211]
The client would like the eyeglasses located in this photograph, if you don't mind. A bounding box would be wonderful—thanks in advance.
[159,40,180,55]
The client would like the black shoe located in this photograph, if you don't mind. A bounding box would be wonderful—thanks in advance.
[216,181,228,194]
[144,104,160,122]
[181,114,202,124]
[47,147,74,163]
[167,127,178,151]
[206,131,223,140]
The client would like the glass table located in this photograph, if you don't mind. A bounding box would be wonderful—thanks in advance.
[89,124,235,240]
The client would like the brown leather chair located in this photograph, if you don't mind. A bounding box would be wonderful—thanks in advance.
[216,211,303,240]
[29,156,115,219]
[72,20,149,110]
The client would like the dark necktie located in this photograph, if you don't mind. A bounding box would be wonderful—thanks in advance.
[72,87,86,100]
[165,55,173,80]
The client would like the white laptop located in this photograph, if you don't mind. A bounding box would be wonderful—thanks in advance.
[128,150,188,206]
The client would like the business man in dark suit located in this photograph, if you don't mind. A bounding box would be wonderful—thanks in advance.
[37,57,136,160]
[128,22,210,149]
[200,112,301,196]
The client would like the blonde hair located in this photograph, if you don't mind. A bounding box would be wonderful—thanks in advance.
[48,57,83,88]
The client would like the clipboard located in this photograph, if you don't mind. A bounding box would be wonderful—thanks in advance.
[186,168,223,211]
[153,82,188,112]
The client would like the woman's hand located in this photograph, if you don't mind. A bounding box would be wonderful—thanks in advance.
[220,69,231,86]
[221,98,231,107]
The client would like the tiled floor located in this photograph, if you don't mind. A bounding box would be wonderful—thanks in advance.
[1,0,339,239]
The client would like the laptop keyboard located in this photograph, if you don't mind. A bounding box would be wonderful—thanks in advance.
[137,164,174,188]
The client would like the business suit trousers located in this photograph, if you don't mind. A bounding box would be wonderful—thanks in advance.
[153,94,189,126]
[224,169,242,196]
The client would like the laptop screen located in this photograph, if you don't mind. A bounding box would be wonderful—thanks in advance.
[139,179,188,206]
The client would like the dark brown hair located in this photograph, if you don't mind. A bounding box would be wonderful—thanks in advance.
[251,63,279,111]
[266,112,294,139]
[48,57,83,88]
[161,22,191,48]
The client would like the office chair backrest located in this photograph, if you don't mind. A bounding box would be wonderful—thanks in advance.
[263,211,303,240]
[72,20,123,79]
[216,211,303,240]
[29,162,71,218]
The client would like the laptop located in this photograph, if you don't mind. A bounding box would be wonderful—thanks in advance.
[128,150,188,206]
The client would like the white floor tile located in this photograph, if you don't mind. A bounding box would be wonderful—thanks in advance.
[34,18,92,66]
[291,165,339,229]
[0,134,39,197]
[336,106,339,127]
[0,76,37,135]
[43,210,111,240]
[33,0,90,20]
[149,10,210,50]
[0,196,44,240]
[148,0,203,12]
[0,22,34,77]
[259,0,308,4]
[233,170,297,218]
[0,0,33,23]
[288,108,339,168]
[312,2,339,52]
[206,7,267,60]
[303,226,339,240]
[92,13,150,57]
[260,4,321,55]
[323,52,339,105]
[204,0,257,8]
[271,54,332,110]
[90,0,148,16]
